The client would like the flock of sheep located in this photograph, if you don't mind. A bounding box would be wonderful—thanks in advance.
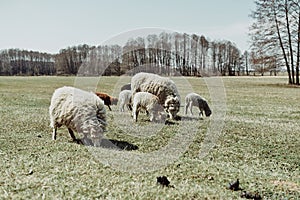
[49,72,212,146]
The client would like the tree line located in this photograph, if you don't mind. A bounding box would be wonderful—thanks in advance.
[250,0,300,85]
[0,32,243,77]
[0,49,55,75]
[120,33,241,76]
[1,26,292,79]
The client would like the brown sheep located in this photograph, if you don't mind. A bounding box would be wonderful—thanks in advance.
[95,92,118,111]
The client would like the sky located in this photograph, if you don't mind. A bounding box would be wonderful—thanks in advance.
[0,0,256,54]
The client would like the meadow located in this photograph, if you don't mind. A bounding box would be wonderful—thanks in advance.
[0,75,299,199]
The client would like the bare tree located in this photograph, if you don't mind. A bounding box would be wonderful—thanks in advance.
[250,0,300,84]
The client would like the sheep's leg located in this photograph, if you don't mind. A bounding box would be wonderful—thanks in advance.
[132,105,138,121]
[128,104,132,111]
[68,128,77,142]
[133,106,140,122]
[199,108,203,117]
[135,109,139,122]
[52,127,57,140]
[108,105,112,111]
[126,104,130,111]
[184,101,189,115]
[189,102,193,115]
[122,102,125,112]
[198,108,204,119]
[120,102,124,112]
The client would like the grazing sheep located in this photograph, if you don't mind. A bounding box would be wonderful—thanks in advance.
[121,83,131,91]
[132,92,166,122]
[131,72,180,120]
[184,92,212,117]
[95,92,118,111]
[49,86,107,146]
[118,90,132,112]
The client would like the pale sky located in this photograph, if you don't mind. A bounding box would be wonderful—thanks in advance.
[0,0,256,54]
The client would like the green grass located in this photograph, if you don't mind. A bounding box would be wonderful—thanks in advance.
[0,76,299,199]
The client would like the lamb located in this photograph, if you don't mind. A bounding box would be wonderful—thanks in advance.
[131,72,180,120]
[49,86,107,146]
[132,92,166,122]
[95,92,118,111]
[184,92,212,117]
[118,89,132,112]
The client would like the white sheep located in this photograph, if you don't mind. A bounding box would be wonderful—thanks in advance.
[131,72,180,120]
[49,86,107,146]
[184,92,212,117]
[118,89,132,112]
[132,92,166,122]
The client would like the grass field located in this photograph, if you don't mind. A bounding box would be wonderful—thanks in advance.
[0,75,299,199]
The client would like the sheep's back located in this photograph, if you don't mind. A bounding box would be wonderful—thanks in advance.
[185,93,206,106]
[119,90,132,103]
[49,86,106,129]
[134,92,159,104]
[131,73,180,105]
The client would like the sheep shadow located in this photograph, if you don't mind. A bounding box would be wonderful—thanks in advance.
[177,115,204,121]
[164,115,203,124]
[164,120,179,125]
[152,115,204,125]
[100,139,139,151]
[73,138,138,151]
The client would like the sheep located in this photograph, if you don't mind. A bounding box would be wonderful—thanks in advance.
[118,89,132,112]
[132,92,166,122]
[95,92,118,111]
[131,72,180,120]
[120,83,131,91]
[49,86,107,146]
[184,92,212,117]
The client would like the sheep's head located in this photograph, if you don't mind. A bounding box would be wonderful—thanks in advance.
[82,120,105,147]
[202,100,212,117]
[152,104,167,123]
[164,96,180,120]
[111,97,118,105]
[199,99,212,117]
[89,126,104,147]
